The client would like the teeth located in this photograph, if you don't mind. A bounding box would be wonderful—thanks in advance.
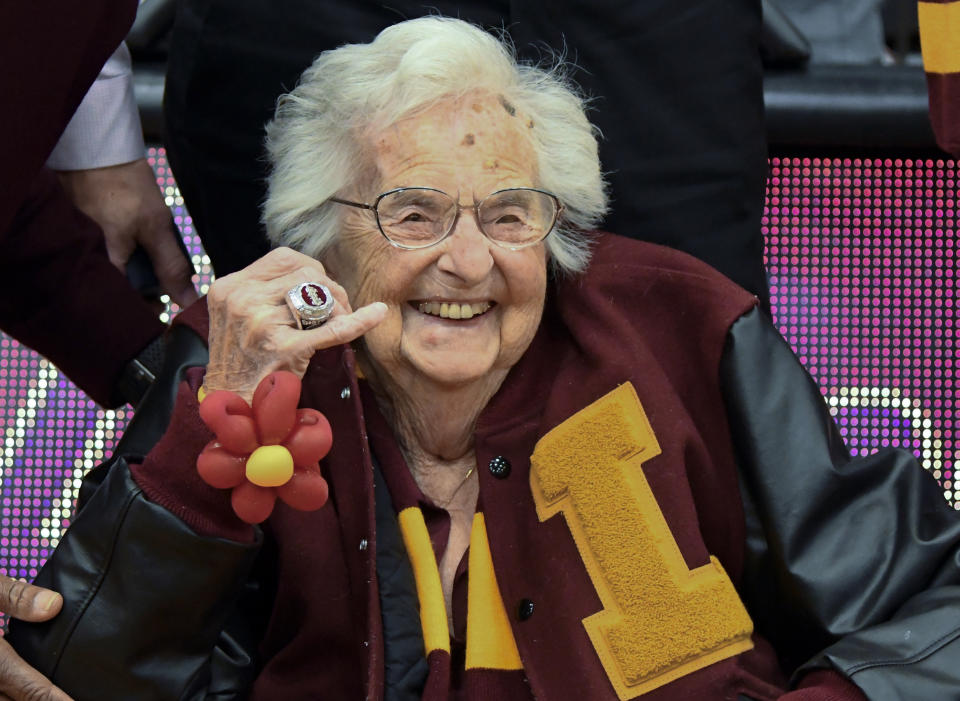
[417,302,491,319]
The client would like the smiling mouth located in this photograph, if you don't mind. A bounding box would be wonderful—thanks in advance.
[415,301,493,319]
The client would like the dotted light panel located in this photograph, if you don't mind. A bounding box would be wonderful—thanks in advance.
[0,151,957,592]
[0,148,213,588]
[765,156,957,508]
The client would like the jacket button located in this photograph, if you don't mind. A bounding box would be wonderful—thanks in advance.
[488,455,511,478]
[518,598,535,621]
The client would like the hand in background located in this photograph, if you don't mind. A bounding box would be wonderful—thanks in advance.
[57,157,200,308]
[0,575,72,701]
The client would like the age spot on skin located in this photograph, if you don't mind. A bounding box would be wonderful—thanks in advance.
[461,133,475,146]
[498,95,517,117]
[483,159,500,170]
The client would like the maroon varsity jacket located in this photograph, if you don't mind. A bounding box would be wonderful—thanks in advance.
[113,234,866,699]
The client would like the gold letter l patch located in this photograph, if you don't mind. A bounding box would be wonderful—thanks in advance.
[530,383,753,699]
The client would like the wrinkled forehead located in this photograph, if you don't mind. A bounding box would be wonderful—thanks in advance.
[366,92,538,196]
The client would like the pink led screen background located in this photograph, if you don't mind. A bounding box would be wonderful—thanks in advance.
[765,156,957,496]
[1,149,957,586]
[0,148,214,584]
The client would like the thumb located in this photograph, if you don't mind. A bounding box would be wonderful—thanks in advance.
[0,577,62,622]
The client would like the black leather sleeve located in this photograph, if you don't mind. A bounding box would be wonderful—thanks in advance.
[8,459,262,701]
[721,307,960,700]
[7,323,266,700]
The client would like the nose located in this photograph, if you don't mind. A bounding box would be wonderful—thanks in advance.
[436,206,494,283]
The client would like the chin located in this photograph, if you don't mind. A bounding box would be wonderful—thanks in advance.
[408,350,498,388]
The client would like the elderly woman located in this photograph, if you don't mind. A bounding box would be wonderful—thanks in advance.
[9,16,960,701]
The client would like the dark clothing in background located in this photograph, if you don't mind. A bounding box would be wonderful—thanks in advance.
[0,0,165,406]
[164,0,771,309]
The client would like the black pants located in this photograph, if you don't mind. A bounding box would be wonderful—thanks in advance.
[164,0,770,308]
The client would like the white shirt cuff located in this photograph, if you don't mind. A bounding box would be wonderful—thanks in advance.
[46,42,146,171]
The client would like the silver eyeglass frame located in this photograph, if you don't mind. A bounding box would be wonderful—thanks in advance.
[329,186,563,251]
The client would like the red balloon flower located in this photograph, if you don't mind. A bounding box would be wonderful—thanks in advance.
[196,371,332,523]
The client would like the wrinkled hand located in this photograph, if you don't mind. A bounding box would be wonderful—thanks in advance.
[57,157,199,308]
[0,576,72,701]
[204,247,387,403]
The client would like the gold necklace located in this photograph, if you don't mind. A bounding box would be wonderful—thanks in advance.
[436,466,476,509]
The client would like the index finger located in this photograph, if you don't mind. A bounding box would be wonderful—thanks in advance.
[0,577,62,622]
[299,301,388,351]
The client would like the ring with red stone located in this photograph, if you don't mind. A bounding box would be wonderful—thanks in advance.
[285,282,335,330]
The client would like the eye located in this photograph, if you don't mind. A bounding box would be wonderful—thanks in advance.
[483,207,527,228]
[383,206,441,227]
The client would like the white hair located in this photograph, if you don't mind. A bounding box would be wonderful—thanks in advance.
[263,16,607,274]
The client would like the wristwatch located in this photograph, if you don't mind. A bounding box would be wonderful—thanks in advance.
[113,334,166,407]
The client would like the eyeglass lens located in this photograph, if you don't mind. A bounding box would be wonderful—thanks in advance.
[376,188,556,248]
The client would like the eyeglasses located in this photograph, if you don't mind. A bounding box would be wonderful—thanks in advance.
[330,187,562,250]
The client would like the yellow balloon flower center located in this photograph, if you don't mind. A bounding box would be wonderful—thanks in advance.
[245,445,294,487]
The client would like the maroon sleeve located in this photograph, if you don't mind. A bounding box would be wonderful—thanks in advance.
[0,0,164,406]
[0,170,165,406]
[779,669,868,701]
[926,73,960,157]
[0,0,165,407]
[129,366,256,543]
[0,0,137,228]
[919,0,960,157]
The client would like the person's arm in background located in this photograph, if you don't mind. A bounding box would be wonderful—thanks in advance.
[47,42,198,308]
[0,0,174,409]
[919,0,960,157]
[0,2,197,697]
